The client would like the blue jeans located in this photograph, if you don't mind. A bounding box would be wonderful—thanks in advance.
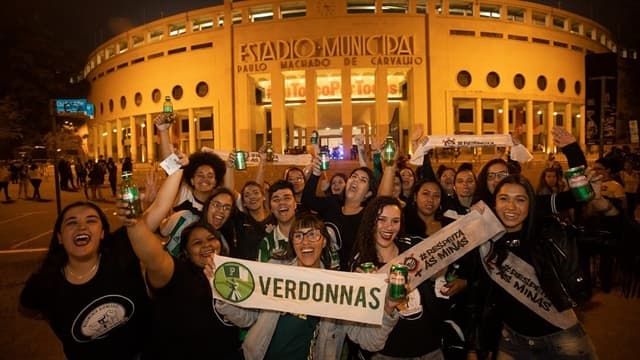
[497,324,598,360]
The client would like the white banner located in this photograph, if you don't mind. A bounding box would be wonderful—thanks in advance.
[379,204,505,289]
[410,134,531,165]
[211,256,388,325]
[202,147,312,167]
[478,242,578,329]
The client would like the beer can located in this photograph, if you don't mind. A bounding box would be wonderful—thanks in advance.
[564,166,594,201]
[311,130,319,145]
[360,262,377,273]
[320,151,330,171]
[389,264,408,300]
[234,150,247,170]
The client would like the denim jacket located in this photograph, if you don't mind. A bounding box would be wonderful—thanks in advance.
[216,301,399,360]
[215,258,399,360]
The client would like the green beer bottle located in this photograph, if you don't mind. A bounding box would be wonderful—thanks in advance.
[163,96,173,113]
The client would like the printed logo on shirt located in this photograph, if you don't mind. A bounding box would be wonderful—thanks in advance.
[214,262,255,303]
[71,295,135,343]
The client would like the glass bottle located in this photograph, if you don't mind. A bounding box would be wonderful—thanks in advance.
[265,141,275,162]
[163,96,173,113]
[121,171,143,218]
[382,135,396,165]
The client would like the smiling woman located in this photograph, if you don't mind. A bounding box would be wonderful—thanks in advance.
[19,201,151,360]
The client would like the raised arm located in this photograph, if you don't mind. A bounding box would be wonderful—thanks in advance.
[143,151,188,231]
[154,113,175,161]
[119,204,175,289]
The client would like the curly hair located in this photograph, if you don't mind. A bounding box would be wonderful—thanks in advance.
[182,151,227,189]
[351,196,404,268]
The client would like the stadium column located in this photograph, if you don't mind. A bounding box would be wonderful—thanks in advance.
[305,69,318,154]
[564,103,573,134]
[375,66,389,138]
[546,102,554,153]
[188,108,196,154]
[271,70,286,154]
[106,120,114,159]
[475,98,483,156]
[116,118,123,160]
[578,104,586,148]
[235,72,250,151]
[342,68,353,157]
[501,99,509,135]
[98,122,105,159]
[92,122,100,160]
[526,100,534,152]
[445,92,454,135]
[130,116,137,162]
[145,113,154,163]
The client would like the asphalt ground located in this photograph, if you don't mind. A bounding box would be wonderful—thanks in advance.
[1,156,638,359]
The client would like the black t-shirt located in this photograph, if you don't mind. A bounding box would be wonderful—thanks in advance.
[144,258,240,360]
[232,211,275,260]
[20,227,151,360]
[302,174,363,270]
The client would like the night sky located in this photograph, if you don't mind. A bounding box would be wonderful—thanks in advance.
[5,0,638,59]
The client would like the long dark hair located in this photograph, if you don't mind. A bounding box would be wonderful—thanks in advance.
[487,175,537,268]
[201,187,237,254]
[351,196,404,268]
[474,158,508,206]
[39,201,111,276]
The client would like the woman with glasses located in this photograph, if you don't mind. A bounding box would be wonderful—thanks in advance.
[215,212,401,360]
[201,187,237,255]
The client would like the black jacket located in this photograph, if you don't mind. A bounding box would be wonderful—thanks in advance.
[465,220,585,354]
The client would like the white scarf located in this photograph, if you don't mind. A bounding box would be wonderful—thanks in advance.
[478,241,578,329]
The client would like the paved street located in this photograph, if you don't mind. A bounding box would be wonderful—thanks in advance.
[0,158,639,359]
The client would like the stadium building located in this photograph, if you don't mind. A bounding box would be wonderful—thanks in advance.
[83,0,619,162]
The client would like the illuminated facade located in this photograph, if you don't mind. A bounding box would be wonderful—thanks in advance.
[84,0,616,162]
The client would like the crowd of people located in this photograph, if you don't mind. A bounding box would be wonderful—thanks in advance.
[0,160,45,202]
[0,156,138,203]
[18,121,640,360]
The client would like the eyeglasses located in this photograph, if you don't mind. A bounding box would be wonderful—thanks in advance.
[287,177,304,183]
[292,229,321,244]
[211,201,232,212]
[487,171,509,180]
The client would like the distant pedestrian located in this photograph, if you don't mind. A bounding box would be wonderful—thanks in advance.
[88,159,105,201]
[18,162,29,199]
[122,157,133,173]
[28,162,44,201]
[0,163,11,201]
[107,158,117,197]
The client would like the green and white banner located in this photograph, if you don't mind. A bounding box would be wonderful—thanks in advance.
[379,203,505,289]
[211,256,389,325]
